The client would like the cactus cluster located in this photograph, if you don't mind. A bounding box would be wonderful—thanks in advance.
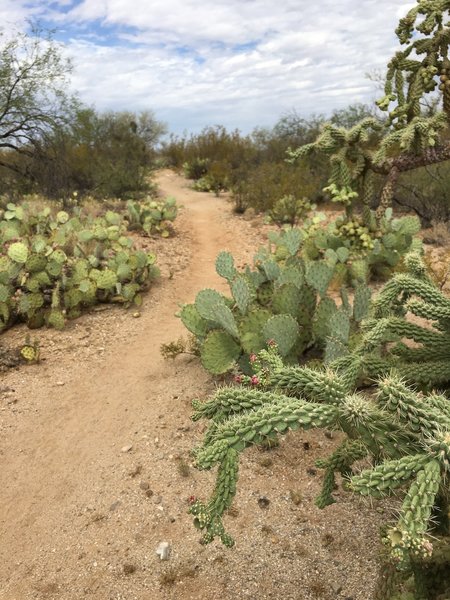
[274,208,420,285]
[333,252,450,389]
[0,202,159,331]
[190,347,450,598]
[179,245,370,374]
[126,196,178,237]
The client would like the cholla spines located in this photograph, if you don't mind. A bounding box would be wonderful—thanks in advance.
[334,252,450,389]
[191,347,450,598]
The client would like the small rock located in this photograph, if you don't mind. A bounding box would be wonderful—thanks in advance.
[121,445,133,453]
[156,542,171,560]
[132,312,140,318]
[303,441,310,451]
[139,481,150,491]
[307,467,317,476]
[145,489,154,498]
[257,496,270,509]
[56,381,65,386]
[324,430,333,439]
[109,501,121,512]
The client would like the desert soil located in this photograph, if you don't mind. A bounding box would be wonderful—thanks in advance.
[0,170,392,600]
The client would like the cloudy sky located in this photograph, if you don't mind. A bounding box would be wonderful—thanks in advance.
[1,0,415,134]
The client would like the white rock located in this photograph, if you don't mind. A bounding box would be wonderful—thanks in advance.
[156,541,171,560]
[121,444,133,453]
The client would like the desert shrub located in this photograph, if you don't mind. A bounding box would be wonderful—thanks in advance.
[230,160,322,214]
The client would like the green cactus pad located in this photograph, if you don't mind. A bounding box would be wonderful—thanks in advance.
[116,263,132,282]
[215,251,237,281]
[313,297,337,341]
[200,330,241,374]
[353,284,371,322]
[276,265,304,289]
[262,314,299,356]
[195,288,227,320]
[47,309,65,330]
[25,254,47,273]
[272,283,302,318]
[239,309,271,354]
[231,275,253,315]
[180,304,210,337]
[305,261,334,297]
[7,242,29,264]
[96,270,118,290]
[211,303,239,338]
[256,281,273,306]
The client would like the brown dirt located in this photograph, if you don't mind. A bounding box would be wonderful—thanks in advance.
[0,170,389,600]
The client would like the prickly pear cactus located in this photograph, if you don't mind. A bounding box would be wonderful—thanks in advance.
[126,196,178,237]
[179,248,369,375]
[0,201,160,332]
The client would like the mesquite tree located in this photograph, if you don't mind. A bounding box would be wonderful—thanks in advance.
[289,0,450,221]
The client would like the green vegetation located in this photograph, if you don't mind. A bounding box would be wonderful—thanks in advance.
[188,257,450,598]
[0,27,166,200]
[126,196,178,237]
[184,2,450,599]
[0,200,161,331]
[178,245,371,375]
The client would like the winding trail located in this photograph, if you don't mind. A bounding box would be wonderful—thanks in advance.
[0,172,385,600]
[0,171,252,600]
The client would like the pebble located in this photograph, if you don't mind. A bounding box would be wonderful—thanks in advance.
[56,381,65,386]
[156,541,171,560]
[121,444,133,453]
[139,481,150,491]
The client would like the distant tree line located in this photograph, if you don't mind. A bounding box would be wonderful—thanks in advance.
[0,26,166,199]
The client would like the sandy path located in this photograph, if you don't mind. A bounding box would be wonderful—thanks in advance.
[0,171,253,599]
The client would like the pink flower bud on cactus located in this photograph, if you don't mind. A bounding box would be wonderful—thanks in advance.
[234,375,243,383]
[251,375,259,385]
[267,339,277,347]
[249,353,257,363]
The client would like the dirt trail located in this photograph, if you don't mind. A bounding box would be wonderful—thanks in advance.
[0,172,385,600]
[0,171,252,598]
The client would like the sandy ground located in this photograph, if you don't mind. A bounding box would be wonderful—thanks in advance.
[0,170,390,600]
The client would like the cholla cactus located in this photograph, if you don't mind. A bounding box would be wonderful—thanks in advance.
[190,350,450,597]
[333,252,450,388]
[290,1,450,219]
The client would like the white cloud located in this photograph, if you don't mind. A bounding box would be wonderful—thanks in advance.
[2,0,418,132]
